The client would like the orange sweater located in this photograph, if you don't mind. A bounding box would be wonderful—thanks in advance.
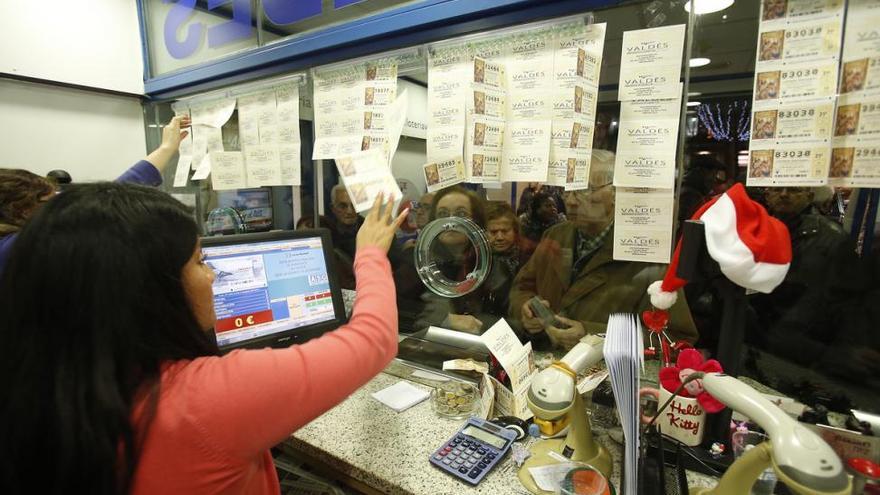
[130,247,397,494]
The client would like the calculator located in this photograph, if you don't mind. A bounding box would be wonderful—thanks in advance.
[429,417,516,485]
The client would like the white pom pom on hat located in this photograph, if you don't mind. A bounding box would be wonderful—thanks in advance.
[648,184,792,310]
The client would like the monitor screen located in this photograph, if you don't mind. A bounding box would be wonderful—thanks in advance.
[201,230,345,350]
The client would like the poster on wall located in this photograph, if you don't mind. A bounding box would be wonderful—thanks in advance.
[612,187,675,263]
[465,114,504,182]
[210,151,247,190]
[335,148,403,212]
[613,91,681,188]
[563,150,591,191]
[190,98,236,129]
[428,48,469,162]
[423,20,606,187]
[173,131,193,187]
[244,145,282,187]
[501,120,552,182]
[748,0,844,186]
[747,144,831,186]
[618,24,685,101]
[313,62,397,160]
[759,0,844,25]
[827,0,880,186]
[750,101,835,146]
[423,156,466,192]
[827,144,880,187]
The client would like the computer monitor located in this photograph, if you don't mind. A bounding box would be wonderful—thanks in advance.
[200,230,346,351]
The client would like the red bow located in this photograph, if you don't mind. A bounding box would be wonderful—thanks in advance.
[659,349,725,413]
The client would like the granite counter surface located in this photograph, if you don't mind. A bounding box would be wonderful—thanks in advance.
[284,366,720,494]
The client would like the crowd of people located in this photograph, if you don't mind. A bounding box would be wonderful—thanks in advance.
[2,111,878,493]
[317,151,699,349]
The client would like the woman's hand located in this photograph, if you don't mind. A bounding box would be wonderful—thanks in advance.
[146,115,193,173]
[356,194,409,253]
[161,115,192,152]
[547,316,586,350]
[448,314,483,334]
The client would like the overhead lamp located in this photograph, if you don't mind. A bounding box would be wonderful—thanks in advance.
[688,91,702,97]
[689,57,711,68]
[684,0,735,15]
[687,101,702,107]
[698,151,712,155]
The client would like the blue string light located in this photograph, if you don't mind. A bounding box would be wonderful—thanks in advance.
[697,100,751,142]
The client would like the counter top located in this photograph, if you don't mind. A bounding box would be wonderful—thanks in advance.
[285,371,533,494]
[283,363,720,494]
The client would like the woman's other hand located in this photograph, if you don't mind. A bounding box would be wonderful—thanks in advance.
[356,194,408,253]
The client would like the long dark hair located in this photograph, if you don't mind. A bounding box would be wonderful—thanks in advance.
[0,183,220,494]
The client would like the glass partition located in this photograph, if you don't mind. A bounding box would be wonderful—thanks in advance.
[142,0,880,415]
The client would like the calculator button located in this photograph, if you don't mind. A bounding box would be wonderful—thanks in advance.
[433,454,443,461]
[468,468,481,479]
[468,445,477,451]
[458,467,469,474]
[464,461,474,468]
[478,461,488,469]
[442,459,451,465]
[477,448,487,455]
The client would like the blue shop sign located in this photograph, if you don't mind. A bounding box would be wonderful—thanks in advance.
[163,0,371,60]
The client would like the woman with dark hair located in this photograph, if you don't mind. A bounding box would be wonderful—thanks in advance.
[518,191,565,243]
[0,185,406,494]
[412,186,501,334]
[0,116,191,273]
[429,185,487,228]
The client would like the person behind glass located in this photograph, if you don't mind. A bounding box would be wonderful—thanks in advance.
[516,182,566,217]
[0,187,407,494]
[483,203,533,318]
[509,150,698,350]
[327,184,362,259]
[401,191,436,250]
[747,186,873,379]
[518,190,566,244]
[412,185,491,334]
[0,115,191,274]
[677,156,730,237]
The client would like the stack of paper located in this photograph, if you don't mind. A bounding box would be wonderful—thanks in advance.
[603,313,644,495]
[371,381,430,413]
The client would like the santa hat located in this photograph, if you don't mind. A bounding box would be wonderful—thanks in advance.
[648,183,792,310]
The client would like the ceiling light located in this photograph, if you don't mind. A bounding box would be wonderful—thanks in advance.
[689,57,711,68]
[698,151,712,155]
[687,101,702,107]
[688,91,702,97]
[684,0,735,15]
